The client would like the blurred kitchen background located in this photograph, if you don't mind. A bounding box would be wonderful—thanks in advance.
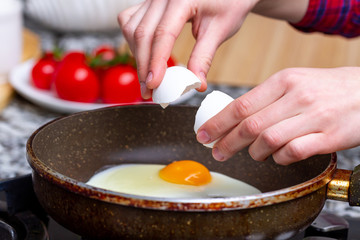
[3,0,360,103]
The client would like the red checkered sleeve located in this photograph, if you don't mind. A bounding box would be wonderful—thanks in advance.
[291,0,360,38]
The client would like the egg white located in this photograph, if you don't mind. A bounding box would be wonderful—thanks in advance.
[86,164,261,198]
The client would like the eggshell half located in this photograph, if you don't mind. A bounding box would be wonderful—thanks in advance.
[152,66,201,108]
[194,90,234,148]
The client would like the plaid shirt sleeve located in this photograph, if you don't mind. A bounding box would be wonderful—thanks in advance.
[291,0,360,38]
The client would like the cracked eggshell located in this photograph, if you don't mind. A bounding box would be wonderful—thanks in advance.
[152,66,201,108]
[194,91,234,148]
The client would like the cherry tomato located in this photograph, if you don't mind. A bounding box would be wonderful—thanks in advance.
[167,56,177,67]
[53,62,100,103]
[91,46,117,80]
[31,57,57,90]
[101,65,141,104]
[42,51,55,60]
[52,51,87,78]
[61,51,86,64]
[93,45,116,61]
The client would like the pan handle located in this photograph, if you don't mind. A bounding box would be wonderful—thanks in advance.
[326,165,360,206]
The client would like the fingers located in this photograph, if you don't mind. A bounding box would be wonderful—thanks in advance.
[196,69,323,163]
[187,13,246,92]
[117,2,143,29]
[119,0,256,99]
[118,2,150,52]
[209,93,301,161]
[248,112,319,162]
[133,0,169,98]
[146,1,196,90]
[195,66,360,165]
[118,1,152,98]
[119,0,197,98]
[187,22,227,92]
[272,133,330,165]
[197,74,286,144]
[212,110,330,165]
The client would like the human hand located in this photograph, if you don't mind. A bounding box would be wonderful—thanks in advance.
[118,0,259,99]
[196,67,360,165]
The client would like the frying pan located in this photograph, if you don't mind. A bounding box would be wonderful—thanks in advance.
[26,105,360,239]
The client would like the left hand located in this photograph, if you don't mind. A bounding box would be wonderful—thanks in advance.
[196,67,360,165]
[117,0,259,99]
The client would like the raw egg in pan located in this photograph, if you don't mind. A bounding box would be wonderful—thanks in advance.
[87,160,261,198]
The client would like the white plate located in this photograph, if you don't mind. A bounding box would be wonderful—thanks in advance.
[9,59,196,114]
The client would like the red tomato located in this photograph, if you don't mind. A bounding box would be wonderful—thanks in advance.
[53,62,100,103]
[61,51,86,64]
[93,45,116,61]
[167,56,176,67]
[42,51,55,60]
[91,46,117,80]
[101,65,141,104]
[31,57,57,90]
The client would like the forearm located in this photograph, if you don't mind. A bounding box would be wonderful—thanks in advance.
[252,0,309,23]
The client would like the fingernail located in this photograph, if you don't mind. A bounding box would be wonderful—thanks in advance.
[145,71,153,84]
[197,130,210,143]
[140,82,147,96]
[213,147,225,161]
[196,72,207,91]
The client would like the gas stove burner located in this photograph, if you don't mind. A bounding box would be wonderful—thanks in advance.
[0,175,49,240]
[304,212,349,240]
[0,204,48,240]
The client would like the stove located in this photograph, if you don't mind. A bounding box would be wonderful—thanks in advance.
[0,175,358,240]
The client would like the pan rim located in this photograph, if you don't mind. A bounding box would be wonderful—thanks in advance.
[26,105,337,212]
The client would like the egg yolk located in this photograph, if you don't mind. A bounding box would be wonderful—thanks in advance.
[159,160,212,186]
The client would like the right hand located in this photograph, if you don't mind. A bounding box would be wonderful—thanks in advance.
[197,67,360,165]
[118,0,260,99]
